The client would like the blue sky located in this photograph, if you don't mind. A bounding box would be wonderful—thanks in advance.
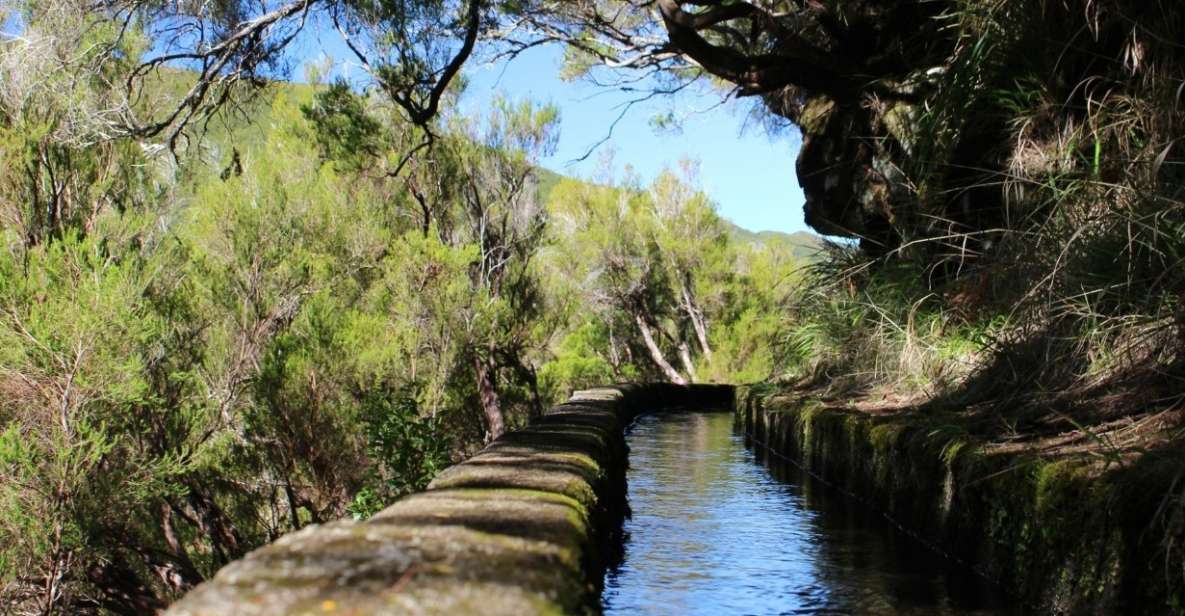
[457,46,810,235]
[49,9,806,236]
[293,25,810,236]
[4,10,812,234]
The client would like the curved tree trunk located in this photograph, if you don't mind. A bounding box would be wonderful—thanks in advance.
[680,284,712,360]
[473,353,505,441]
[635,314,687,385]
[677,341,698,384]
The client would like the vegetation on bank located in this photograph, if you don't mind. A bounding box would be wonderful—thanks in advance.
[0,6,803,612]
[759,2,1185,608]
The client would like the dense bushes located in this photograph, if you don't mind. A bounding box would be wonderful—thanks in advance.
[0,8,805,610]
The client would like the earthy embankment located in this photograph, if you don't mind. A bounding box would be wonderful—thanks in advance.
[166,383,732,616]
[736,385,1183,614]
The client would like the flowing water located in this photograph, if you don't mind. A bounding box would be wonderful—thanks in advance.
[602,411,1010,615]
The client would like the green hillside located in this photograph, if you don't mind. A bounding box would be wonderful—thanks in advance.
[724,224,821,260]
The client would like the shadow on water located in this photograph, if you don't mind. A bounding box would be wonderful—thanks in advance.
[603,412,1012,616]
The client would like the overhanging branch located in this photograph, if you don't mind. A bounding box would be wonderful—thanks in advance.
[656,0,856,98]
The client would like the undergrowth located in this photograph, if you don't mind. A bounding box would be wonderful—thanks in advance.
[777,0,1185,600]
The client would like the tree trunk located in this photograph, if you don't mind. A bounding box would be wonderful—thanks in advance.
[159,503,203,592]
[607,323,622,371]
[473,353,505,441]
[524,363,543,420]
[184,485,246,565]
[87,560,167,616]
[677,341,698,384]
[681,284,713,360]
[634,314,687,385]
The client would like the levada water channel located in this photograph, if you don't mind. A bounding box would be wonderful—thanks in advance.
[602,411,1011,615]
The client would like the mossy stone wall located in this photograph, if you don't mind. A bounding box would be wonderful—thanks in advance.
[735,386,1181,613]
[165,383,733,616]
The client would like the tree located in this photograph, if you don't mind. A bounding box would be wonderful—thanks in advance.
[302,82,559,441]
[431,98,559,440]
[92,0,486,151]
[503,0,950,248]
[0,5,153,249]
[542,166,803,391]
[547,176,678,383]
[647,164,730,363]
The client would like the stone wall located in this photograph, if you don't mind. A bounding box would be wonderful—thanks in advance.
[166,383,733,616]
[735,386,1180,613]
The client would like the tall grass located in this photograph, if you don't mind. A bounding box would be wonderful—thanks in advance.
[783,0,1185,593]
[794,0,1185,406]
[781,242,994,399]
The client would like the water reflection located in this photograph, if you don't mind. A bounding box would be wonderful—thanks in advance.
[602,412,1008,615]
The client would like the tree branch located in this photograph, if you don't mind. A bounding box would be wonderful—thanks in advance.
[656,0,854,98]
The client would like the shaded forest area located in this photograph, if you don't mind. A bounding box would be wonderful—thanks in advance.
[3,0,1185,613]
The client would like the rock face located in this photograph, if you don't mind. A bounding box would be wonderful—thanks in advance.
[790,93,925,253]
[165,384,733,616]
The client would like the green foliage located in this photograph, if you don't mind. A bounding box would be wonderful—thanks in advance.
[540,166,804,390]
[301,81,383,169]
[0,221,200,609]
[0,8,154,248]
[0,38,567,609]
[349,390,449,519]
[537,323,623,403]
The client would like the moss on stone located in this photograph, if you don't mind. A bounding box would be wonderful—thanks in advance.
[165,384,733,616]
[735,384,1179,613]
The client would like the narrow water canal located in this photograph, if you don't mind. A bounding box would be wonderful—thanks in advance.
[602,412,1009,615]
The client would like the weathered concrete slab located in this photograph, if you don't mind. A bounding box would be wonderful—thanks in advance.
[165,384,734,616]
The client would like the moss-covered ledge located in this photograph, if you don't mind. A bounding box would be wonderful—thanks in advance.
[735,385,1183,614]
[165,383,733,616]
